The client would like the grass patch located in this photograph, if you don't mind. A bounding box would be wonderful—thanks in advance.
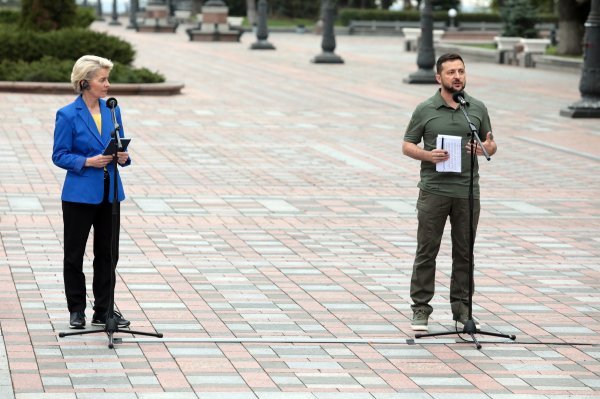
[545,45,583,59]
[241,17,320,29]
[457,43,497,50]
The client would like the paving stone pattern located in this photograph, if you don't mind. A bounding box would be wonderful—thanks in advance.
[0,20,599,399]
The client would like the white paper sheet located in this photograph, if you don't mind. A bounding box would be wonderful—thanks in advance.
[436,135,461,173]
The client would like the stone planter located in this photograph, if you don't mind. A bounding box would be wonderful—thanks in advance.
[519,38,551,53]
[494,36,521,51]
[517,38,551,67]
[494,36,522,64]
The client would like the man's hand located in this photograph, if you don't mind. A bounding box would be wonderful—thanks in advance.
[85,155,113,168]
[430,148,449,164]
[466,132,496,157]
[403,141,449,163]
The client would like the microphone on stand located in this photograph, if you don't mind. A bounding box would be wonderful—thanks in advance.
[106,97,118,109]
[106,97,122,150]
[452,91,467,107]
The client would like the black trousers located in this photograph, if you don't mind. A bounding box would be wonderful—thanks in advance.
[62,175,119,314]
[410,190,480,317]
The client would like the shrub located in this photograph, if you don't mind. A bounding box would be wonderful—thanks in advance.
[20,0,77,31]
[0,28,135,65]
[73,6,96,29]
[0,56,165,83]
[0,9,20,24]
[500,0,539,38]
[110,64,165,84]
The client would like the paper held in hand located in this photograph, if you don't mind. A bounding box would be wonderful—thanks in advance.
[436,135,461,173]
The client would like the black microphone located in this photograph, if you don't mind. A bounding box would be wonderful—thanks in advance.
[105,97,122,149]
[452,92,467,106]
[106,97,118,109]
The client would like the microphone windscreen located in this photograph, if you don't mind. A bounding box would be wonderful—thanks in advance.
[452,92,464,104]
[106,97,118,109]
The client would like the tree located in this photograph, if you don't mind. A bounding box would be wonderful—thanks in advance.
[191,0,203,16]
[500,0,539,37]
[271,0,320,18]
[20,0,77,31]
[557,0,590,55]
[246,0,257,25]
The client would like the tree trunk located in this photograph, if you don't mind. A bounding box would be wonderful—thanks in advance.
[557,0,588,55]
[191,0,203,17]
[246,0,257,25]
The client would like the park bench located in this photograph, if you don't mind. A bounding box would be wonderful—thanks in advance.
[348,20,445,35]
[495,36,552,67]
[227,16,244,29]
[514,38,552,67]
[174,10,192,24]
[402,27,445,51]
[136,4,178,33]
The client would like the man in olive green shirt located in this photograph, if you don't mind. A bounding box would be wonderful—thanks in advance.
[403,53,497,332]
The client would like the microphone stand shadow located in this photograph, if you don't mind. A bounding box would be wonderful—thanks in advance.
[59,99,162,348]
[415,94,516,349]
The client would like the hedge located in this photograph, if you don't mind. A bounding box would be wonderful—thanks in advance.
[339,9,432,25]
[0,9,20,24]
[0,27,135,65]
[338,8,557,26]
[0,56,165,83]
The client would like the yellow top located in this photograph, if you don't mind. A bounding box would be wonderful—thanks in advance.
[92,113,101,135]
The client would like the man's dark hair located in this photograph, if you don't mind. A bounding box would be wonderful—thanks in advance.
[436,53,464,74]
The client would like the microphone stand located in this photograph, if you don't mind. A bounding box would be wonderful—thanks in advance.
[59,101,163,348]
[414,100,516,349]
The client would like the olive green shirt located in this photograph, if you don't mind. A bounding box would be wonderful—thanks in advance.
[404,90,492,199]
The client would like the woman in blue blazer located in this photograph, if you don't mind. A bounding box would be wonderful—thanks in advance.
[52,55,131,329]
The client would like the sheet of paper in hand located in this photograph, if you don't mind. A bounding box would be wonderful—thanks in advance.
[436,135,461,173]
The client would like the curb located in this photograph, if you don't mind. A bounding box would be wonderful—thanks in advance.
[0,81,185,95]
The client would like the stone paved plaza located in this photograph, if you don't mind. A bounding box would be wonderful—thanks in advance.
[0,20,599,399]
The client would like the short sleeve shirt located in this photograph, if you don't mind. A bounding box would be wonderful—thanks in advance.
[404,90,492,199]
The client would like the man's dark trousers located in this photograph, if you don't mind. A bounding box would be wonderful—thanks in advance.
[410,190,480,317]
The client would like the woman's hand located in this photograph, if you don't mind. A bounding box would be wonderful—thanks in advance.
[117,151,129,165]
[85,154,113,168]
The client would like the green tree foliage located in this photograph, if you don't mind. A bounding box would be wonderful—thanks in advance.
[338,0,377,8]
[0,28,135,65]
[20,0,78,31]
[500,0,539,37]
[270,0,321,19]
[493,0,553,12]
[224,0,246,15]
[0,56,165,83]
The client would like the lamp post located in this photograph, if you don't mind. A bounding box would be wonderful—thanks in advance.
[404,0,437,84]
[96,0,105,21]
[560,0,600,118]
[251,0,275,49]
[448,8,457,31]
[128,0,139,29]
[312,0,344,64]
[109,0,122,25]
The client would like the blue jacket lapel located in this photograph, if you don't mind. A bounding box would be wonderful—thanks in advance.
[75,96,103,147]
[100,101,114,146]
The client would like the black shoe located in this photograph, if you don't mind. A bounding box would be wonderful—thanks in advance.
[69,311,86,329]
[91,310,131,328]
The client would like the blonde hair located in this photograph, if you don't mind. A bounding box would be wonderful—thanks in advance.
[71,55,114,93]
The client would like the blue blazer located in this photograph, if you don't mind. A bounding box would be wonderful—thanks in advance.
[52,96,130,204]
